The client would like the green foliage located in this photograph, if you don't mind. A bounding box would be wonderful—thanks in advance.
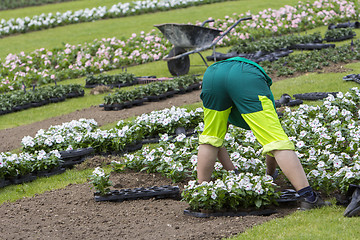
[261,40,360,77]
[230,32,323,53]
[325,28,356,41]
[89,167,112,196]
[0,84,84,113]
[103,75,201,104]
[85,72,137,86]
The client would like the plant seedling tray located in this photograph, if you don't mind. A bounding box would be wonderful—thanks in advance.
[276,189,300,203]
[59,147,94,159]
[293,92,338,101]
[94,185,180,202]
[184,208,277,218]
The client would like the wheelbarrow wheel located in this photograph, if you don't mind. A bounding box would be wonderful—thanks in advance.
[167,47,190,76]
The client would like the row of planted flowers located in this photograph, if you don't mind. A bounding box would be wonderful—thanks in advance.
[260,38,360,77]
[3,87,360,210]
[0,107,203,186]
[0,84,84,115]
[229,29,355,55]
[1,0,359,93]
[0,0,230,38]
[102,75,201,110]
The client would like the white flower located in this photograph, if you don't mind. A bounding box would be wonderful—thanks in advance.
[176,164,183,172]
[211,191,217,200]
[161,134,169,141]
[22,136,35,147]
[296,141,305,148]
[93,167,105,177]
[333,158,343,168]
[230,152,241,159]
[55,135,64,143]
[345,170,354,179]
[176,134,186,142]
[309,169,320,177]
[336,92,344,99]
[317,161,325,169]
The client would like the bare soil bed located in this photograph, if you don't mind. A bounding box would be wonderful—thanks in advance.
[0,156,297,240]
[0,63,352,239]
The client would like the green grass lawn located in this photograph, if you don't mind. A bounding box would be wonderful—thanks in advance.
[0,0,304,59]
[2,0,360,239]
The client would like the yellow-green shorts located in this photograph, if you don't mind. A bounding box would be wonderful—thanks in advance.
[199,59,294,156]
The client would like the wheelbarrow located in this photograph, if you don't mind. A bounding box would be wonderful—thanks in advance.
[154,16,252,76]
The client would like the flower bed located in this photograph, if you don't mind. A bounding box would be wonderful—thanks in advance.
[111,88,360,210]
[4,87,360,210]
[1,107,203,187]
[102,75,201,110]
[0,150,63,187]
[261,41,360,77]
[324,28,356,42]
[0,84,84,115]
[1,0,358,93]
[85,72,138,88]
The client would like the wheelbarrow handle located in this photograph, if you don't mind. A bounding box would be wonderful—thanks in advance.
[200,19,215,27]
[212,16,252,46]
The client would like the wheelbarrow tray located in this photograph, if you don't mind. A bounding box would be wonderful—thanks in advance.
[154,23,222,49]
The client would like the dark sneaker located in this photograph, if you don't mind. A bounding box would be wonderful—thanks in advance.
[300,192,332,211]
[344,187,360,217]
[234,169,241,175]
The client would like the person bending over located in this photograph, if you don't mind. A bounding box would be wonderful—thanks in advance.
[197,57,330,210]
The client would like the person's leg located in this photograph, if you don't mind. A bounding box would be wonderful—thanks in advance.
[217,146,235,170]
[272,150,309,191]
[197,144,219,183]
[240,96,330,209]
[198,61,234,183]
[197,145,236,183]
[265,154,278,177]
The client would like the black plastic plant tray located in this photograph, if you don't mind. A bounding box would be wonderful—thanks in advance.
[61,157,86,168]
[94,185,180,202]
[36,167,66,178]
[141,137,160,144]
[8,174,37,185]
[59,147,94,159]
[293,92,338,101]
[0,179,11,188]
[184,208,277,218]
[276,189,300,203]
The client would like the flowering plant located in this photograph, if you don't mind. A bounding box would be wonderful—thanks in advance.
[89,167,112,196]
[182,172,279,211]
[0,150,62,178]
[21,118,98,153]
